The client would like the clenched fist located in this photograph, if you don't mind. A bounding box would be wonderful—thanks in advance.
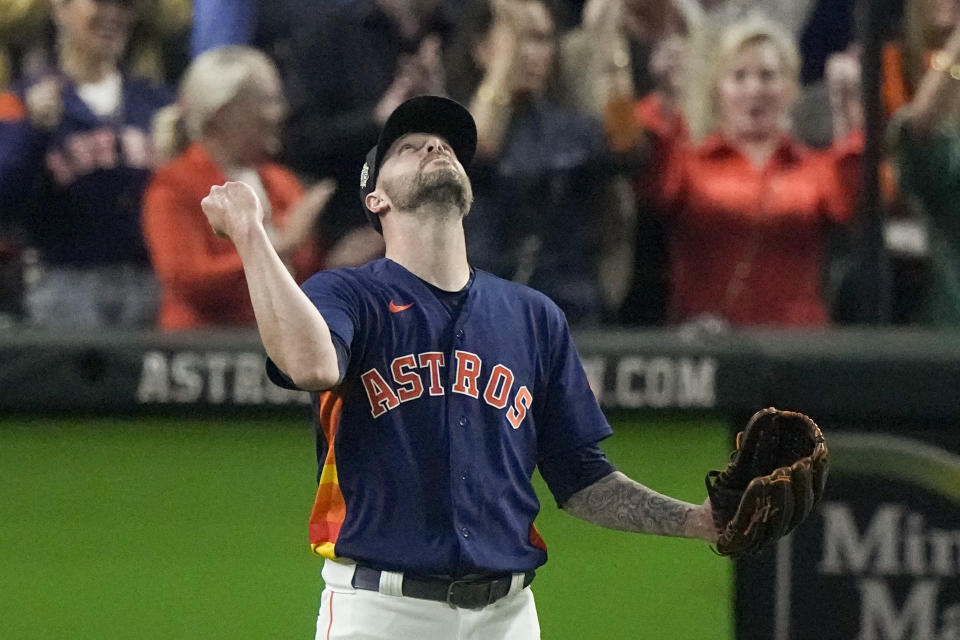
[200,181,264,241]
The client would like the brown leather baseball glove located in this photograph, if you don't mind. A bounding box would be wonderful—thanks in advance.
[706,407,829,558]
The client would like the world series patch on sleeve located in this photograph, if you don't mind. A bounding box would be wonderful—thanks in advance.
[706,407,830,558]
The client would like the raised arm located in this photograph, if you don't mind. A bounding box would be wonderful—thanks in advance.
[900,21,960,137]
[563,470,717,541]
[469,1,520,159]
[200,181,340,390]
[825,47,864,143]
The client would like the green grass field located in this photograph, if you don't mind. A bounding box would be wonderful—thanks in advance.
[0,414,732,639]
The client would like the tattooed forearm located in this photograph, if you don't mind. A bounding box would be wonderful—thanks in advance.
[563,471,702,538]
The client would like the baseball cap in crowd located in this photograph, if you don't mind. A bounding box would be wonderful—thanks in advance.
[359,95,477,232]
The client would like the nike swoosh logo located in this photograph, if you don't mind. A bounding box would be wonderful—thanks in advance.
[389,300,414,313]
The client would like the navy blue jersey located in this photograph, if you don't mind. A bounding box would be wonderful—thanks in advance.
[291,258,611,576]
[0,74,171,266]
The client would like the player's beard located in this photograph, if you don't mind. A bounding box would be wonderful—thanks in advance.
[387,160,473,219]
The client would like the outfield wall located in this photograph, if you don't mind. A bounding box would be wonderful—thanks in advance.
[1,327,959,422]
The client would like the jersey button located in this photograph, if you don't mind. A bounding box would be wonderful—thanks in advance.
[458,416,468,426]
[461,527,470,538]
[460,472,468,481]
[455,329,464,340]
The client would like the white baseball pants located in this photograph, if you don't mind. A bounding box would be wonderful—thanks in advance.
[315,559,541,640]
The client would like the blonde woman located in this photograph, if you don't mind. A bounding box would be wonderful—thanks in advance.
[635,16,863,327]
[143,46,334,329]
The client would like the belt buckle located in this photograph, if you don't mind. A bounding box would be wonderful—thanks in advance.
[445,578,495,610]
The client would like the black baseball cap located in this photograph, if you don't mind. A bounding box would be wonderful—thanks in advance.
[359,95,477,232]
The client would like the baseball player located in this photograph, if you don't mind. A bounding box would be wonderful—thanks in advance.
[200,95,718,640]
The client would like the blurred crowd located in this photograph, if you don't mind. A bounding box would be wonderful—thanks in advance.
[0,0,958,332]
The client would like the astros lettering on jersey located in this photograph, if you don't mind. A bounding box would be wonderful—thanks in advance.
[273,258,611,577]
[359,349,532,427]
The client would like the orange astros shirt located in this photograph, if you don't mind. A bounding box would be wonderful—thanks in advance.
[143,142,321,329]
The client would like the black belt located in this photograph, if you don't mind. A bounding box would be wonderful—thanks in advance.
[351,565,535,610]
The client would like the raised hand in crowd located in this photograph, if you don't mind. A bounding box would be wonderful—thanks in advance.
[270,178,336,259]
[23,76,63,130]
[417,34,447,96]
[471,0,555,156]
[374,57,421,126]
[579,0,632,103]
[581,0,623,38]
[561,0,697,153]
[649,33,688,110]
[483,0,528,95]
[901,16,960,136]
[374,35,447,125]
[825,47,863,141]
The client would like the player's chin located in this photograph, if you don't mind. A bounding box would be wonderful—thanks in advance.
[420,163,460,184]
[428,163,468,185]
[416,174,473,214]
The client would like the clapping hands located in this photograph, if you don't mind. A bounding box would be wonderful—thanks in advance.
[825,47,863,139]
[375,35,447,125]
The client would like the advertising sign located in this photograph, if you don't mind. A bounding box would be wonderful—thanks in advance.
[737,431,960,640]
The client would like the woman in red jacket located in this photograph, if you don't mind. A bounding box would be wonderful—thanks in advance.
[144,46,333,329]
[636,16,863,327]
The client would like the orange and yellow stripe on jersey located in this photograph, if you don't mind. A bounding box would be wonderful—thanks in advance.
[309,389,346,558]
[529,523,546,551]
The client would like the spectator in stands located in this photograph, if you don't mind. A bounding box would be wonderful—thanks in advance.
[0,0,191,88]
[559,0,697,123]
[0,0,171,329]
[883,0,960,121]
[277,0,455,267]
[444,0,618,325]
[144,46,333,330]
[560,0,699,325]
[889,16,960,325]
[635,15,863,328]
[594,0,845,149]
[0,0,45,89]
